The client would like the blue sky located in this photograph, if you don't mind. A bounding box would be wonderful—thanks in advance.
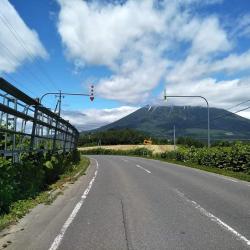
[1,0,250,130]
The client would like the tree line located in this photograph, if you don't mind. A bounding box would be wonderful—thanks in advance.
[78,129,167,146]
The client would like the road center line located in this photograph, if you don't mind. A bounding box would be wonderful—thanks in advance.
[136,164,151,174]
[48,158,99,250]
[174,189,250,247]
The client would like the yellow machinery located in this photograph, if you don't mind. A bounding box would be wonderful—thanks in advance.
[143,138,152,145]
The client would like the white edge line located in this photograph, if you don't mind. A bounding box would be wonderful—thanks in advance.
[48,158,99,250]
[136,164,151,174]
[208,172,238,183]
[174,189,250,247]
[225,178,238,183]
[165,161,241,184]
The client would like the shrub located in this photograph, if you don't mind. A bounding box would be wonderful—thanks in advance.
[0,150,81,214]
[176,137,205,148]
[160,143,250,173]
[0,158,15,213]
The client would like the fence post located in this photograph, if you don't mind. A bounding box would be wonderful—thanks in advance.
[30,105,38,151]
[63,125,69,153]
[52,118,59,152]
[74,132,79,150]
[69,132,73,151]
[0,78,79,158]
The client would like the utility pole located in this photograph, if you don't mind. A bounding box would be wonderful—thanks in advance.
[52,90,62,151]
[40,87,94,151]
[58,90,62,116]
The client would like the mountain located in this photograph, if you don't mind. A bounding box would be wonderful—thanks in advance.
[97,106,250,141]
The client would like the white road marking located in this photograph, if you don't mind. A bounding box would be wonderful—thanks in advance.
[136,164,151,174]
[122,158,128,162]
[168,161,241,184]
[48,158,99,250]
[225,178,238,183]
[174,189,250,247]
[209,173,238,183]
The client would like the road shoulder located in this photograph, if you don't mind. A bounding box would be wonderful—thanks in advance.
[0,158,96,250]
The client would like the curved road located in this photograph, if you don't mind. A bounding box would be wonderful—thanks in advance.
[5,156,250,249]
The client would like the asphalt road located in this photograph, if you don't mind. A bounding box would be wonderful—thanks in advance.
[4,156,250,249]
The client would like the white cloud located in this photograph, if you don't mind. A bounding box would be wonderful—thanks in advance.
[57,0,250,119]
[212,50,250,73]
[57,0,164,68]
[164,78,250,109]
[0,0,48,73]
[191,17,231,56]
[97,55,167,103]
[62,106,139,130]
[237,111,250,120]
[57,0,172,103]
[166,49,250,86]
[232,14,250,38]
[166,16,233,83]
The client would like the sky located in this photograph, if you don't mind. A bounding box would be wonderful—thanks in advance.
[1,0,250,130]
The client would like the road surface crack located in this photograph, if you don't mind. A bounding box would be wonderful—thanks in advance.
[121,199,133,250]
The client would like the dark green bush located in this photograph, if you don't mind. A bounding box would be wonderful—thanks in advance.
[0,150,81,214]
[161,144,250,173]
[176,137,205,148]
[0,158,15,213]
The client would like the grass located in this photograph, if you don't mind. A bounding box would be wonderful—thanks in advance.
[147,156,250,182]
[0,156,90,232]
[82,148,250,182]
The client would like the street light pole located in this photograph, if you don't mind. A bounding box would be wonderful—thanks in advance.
[39,86,95,115]
[164,90,210,147]
[39,88,94,152]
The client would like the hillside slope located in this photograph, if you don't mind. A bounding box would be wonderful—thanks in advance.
[98,106,250,140]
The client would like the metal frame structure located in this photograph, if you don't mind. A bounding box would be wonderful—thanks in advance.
[0,77,79,159]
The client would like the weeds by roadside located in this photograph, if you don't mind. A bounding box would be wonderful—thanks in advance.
[0,156,89,232]
[82,145,250,182]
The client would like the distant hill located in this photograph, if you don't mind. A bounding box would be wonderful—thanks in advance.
[97,106,250,141]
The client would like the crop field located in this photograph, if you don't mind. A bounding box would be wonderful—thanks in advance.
[78,144,175,154]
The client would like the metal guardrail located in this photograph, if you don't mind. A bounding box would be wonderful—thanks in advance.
[0,77,79,159]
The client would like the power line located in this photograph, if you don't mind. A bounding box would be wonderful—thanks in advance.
[1,73,37,97]
[163,101,250,129]
[212,105,250,121]
[0,39,52,94]
[0,12,59,92]
[226,99,250,111]
[194,103,250,128]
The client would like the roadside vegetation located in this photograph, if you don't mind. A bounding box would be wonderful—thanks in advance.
[82,143,250,182]
[79,144,175,154]
[158,143,250,179]
[0,151,89,231]
[82,147,153,157]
